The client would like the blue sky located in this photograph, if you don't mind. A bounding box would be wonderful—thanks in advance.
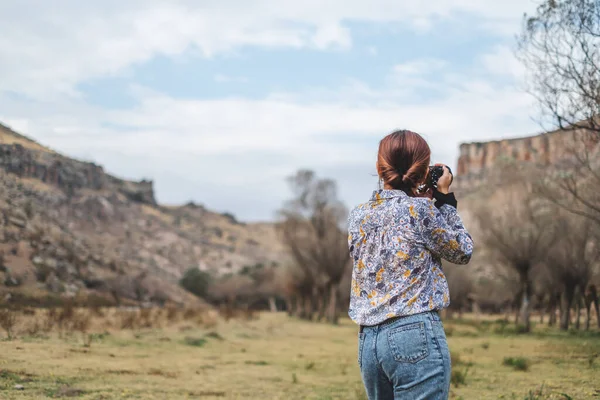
[0,1,541,221]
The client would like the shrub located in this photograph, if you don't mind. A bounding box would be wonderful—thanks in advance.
[56,302,76,336]
[119,311,138,330]
[523,385,545,400]
[180,268,212,299]
[25,319,43,337]
[503,357,530,371]
[515,324,529,334]
[90,305,105,318]
[139,308,154,328]
[184,337,207,347]
[183,308,200,320]
[493,319,509,334]
[245,360,269,366]
[451,367,469,388]
[165,306,179,322]
[205,331,224,341]
[71,311,91,344]
[0,308,18,339]
[42,309,56,332]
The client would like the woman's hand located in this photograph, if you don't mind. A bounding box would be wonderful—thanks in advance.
[435,163,453,194]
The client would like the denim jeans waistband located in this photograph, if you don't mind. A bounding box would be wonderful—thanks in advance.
[359,310,440,333]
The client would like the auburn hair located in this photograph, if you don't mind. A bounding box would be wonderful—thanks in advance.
[377,130,431,196]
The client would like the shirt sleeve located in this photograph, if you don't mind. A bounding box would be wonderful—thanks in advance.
[416,199,473,265]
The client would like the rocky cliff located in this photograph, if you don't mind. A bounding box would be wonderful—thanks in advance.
[453,127,598,194]
[0,123,155,204]
[457,130,567,176]
[0,123,286,306]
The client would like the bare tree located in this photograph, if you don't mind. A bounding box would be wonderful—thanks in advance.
[517,0,600,135]
[473,169,556,332]
[444,262,474,319]
[277,170,350,324]
[545,215,600,330]
[277,216,323,320]
[518,0,600,225]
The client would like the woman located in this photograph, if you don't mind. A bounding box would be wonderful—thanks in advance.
[348,130,473,400]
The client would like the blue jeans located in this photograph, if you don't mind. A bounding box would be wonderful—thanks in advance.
[357,311,451,400]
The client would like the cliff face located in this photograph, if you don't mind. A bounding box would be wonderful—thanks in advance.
[456,129,579,177]
[0,123,156,204]
[453,127,600,194]
[0,122,286,306]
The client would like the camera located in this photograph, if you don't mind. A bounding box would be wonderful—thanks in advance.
[428,165,453,190]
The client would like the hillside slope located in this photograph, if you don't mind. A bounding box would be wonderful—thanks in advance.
[0,123,287,305]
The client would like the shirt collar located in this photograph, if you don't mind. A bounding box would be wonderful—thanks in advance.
[369,189,408,201]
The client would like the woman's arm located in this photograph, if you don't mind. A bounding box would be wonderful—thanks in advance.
[416,198,473,265]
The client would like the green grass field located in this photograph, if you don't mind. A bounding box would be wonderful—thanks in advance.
[0,311,599,399]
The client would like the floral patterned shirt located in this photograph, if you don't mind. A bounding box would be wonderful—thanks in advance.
[348,189,473,326]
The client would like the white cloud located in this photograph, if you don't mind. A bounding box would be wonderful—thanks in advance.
[481,45,526,78]
[393,59,447,76]
[214,74,249,83]
[389,59,449,92]
[0,1,535,99]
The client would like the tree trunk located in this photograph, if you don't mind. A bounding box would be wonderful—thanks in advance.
[585,302,592,331]
[536,294,545,324]
[268,297,277,313]
[548,304,556,327]
[560,284,575,331]
[285,296,294,316]
[327,283,339,324]
[590,286,600,329]
[513,290,522,325]
[316,286,328,322]
[575,286,582,330]
[296,295,305,318]
[304,295,314,320]
[548,293,558,327]
[520,281,531,333]
[471,301,481,321]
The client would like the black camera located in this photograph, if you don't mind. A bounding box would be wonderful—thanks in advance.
[428,165,453,190]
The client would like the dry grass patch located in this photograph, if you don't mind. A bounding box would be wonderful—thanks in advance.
[0,312,596,399]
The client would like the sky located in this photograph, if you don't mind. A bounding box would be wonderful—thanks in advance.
[0,1,543,221]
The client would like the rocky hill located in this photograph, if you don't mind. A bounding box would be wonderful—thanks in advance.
[453,125,598,195]
[0,123,287,306]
